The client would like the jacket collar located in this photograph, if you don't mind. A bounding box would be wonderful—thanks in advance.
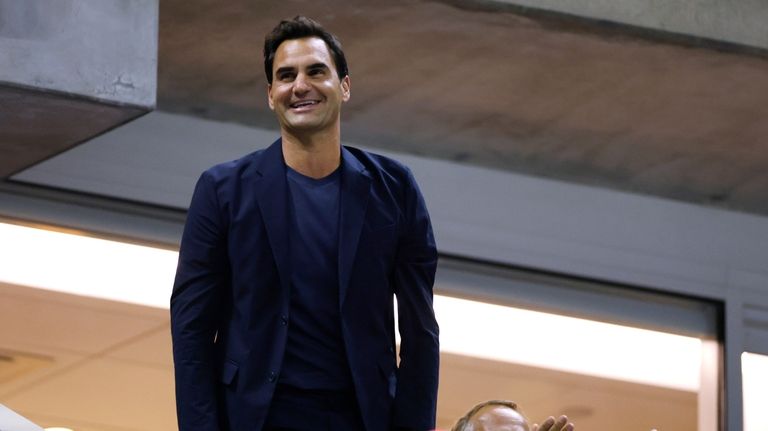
[338,146,372,307]
[252,139,291,296]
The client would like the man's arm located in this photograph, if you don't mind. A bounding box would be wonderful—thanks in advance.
[170,171,228,431]
[392,168,440,430]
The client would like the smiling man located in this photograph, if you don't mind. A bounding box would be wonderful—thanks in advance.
[170,16,439,431]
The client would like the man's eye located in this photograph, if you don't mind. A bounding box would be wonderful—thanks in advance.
[308,68,324,76]
[278,73,295,81]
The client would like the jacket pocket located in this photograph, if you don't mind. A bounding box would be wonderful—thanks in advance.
[220,359,239,386]
[377,355,397,399]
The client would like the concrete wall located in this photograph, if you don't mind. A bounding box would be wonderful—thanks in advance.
[0,0,158,107]
[498,0,768,50]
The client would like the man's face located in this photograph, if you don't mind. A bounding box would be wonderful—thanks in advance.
[267,37,350,135]
[469,406,530,431]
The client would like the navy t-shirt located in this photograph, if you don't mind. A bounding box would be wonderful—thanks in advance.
[279,165,353,390]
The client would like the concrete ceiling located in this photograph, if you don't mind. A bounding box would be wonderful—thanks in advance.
[156,0,768,215]
[0,85,146,178]
[0,0,155,180]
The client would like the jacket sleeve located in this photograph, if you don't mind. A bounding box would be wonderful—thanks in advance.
[391,168,440,430]
[170,171,229,431]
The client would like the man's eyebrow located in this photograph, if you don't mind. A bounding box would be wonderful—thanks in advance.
[307,62,330,70]
[275,66,296,75]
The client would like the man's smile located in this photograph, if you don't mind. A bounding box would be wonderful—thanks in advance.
[289,100,321,110]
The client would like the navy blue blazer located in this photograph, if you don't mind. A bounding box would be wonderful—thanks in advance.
[170,139,439,431]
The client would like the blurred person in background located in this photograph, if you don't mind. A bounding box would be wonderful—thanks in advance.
[451,400,574,431]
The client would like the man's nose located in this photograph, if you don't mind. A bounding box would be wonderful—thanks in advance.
[293,73,311,94]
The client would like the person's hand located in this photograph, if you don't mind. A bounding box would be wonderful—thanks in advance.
[532,415,574,431]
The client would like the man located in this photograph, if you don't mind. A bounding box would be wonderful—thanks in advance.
[451,400,575,431]
[170,16,439,431]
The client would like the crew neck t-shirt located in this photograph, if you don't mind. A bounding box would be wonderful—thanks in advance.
[279,165,353,390]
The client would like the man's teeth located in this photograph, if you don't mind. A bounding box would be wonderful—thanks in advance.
[291,101,318,108]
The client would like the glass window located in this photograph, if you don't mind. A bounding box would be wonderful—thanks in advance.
[433,258,721,431]
[742,352,768,431]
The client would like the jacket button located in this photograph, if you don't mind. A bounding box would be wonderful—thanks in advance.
[268,371,277,382]
[280,315,288,325]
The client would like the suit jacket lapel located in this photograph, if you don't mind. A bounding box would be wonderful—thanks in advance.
[338,147,371,308]
[252,139,292,295]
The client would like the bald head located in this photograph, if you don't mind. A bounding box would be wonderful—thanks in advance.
[452,400,530,431]
[468,405,530,431]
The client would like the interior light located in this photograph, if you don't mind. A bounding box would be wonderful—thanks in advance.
[742,352,768,431]
[1,222,702,391]
[0,222,176,308]
[432,295,702,391]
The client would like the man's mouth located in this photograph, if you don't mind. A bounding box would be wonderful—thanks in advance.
[289,100,320,109]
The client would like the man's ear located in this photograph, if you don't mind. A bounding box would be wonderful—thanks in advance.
[341,75,351,102]
[267,84,275,110]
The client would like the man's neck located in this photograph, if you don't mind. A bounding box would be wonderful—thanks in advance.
[281,128,341,179]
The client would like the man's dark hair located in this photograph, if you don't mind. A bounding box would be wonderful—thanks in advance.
[263,16,348,84]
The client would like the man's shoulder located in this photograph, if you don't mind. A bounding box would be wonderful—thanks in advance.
[344,146,413,180]
[200,146,269,182]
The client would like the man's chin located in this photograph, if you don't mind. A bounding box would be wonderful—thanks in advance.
[281,122,330,137]
[286,122,319,131]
